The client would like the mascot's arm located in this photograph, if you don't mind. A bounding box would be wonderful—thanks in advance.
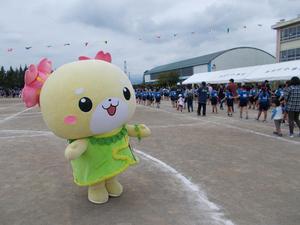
[65,139,88,161]
[126,124,151,139]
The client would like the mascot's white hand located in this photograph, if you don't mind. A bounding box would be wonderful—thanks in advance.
[139,124,151,137]
[65,139,88,161]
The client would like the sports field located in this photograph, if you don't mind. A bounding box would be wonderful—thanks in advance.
[0,99,299,225]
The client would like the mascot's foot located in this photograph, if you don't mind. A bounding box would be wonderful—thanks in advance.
[88,181,108,204]
[105,177,123,197]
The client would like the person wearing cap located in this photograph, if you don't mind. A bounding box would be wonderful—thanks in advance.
[177,94,184,112]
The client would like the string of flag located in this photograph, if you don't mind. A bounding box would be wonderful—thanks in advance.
[3,23,266,53]
[4,40,109,52]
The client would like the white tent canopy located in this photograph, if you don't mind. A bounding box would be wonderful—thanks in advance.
[182,60,300,84]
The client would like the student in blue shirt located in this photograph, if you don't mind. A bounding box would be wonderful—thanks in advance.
[150,91,155,106]
[185,85,194,113]
[136,90,141,104]
[162,88,169,101]
[222,90,234,117]
[249,85,258,109]
[197,81,209,116]
[210,88,218,113]
[142,90,147,105]
[274,85,284,100]
[170,90,178,108]
[154,91,161,108]
[238,85,250,119]
[256,88,270,122]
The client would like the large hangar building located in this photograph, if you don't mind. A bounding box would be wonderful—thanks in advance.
[144,47,275,84]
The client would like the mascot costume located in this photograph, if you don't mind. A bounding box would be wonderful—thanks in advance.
[22,51,151,204]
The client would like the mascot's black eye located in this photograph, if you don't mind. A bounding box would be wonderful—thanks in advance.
[79,97,93,112]
[123,87,131,100]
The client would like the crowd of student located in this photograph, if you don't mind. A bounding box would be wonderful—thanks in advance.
[0,88,21,98]
[135,76,300,138]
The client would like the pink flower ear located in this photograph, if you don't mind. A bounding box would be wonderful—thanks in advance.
[22,86,39,107]
[37,58,52,74]
[79,56,91,60]
[78,50,112,62]
[25,64,38,85]
[95,51,112,63]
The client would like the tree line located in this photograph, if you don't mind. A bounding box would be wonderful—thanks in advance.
[0,65,27,90]
[0,65,181,90]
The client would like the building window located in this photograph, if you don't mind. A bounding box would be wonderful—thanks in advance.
[150,73,161,80]
[280,24,300,41]
[280,50,288,61]
[280,48,300,61]
[296,48,300,60]
[150,70,180,80]
[180,67,193,77]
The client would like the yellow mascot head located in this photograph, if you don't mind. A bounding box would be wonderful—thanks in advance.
[35,51,136,140]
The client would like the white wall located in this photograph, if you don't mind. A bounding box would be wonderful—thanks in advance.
[144,75,151,82]
[280,39,300,51]
[211,48,275,71]
[193,64,208,74]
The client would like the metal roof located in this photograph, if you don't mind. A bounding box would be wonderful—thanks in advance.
[148,47,274,74]
[272,16,300,29]
[149,50,226,74]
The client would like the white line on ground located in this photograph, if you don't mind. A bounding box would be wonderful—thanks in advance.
[139,105,300,146]
[0,129,50,134]
[0,108,32,124]
[0,128,234,224]
[18,112,42,116]
[149,122,209,129]
[135,148,235,225]
[209,114,291,132]
[14,115,43,119]
[0,134,52,139]
[0,129,53,139]
[0,112,42,120]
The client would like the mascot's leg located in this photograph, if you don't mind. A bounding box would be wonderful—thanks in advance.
[88,181,109,204]
[105,176,123,197]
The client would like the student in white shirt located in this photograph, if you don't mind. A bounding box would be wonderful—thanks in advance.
[177,94,184,112]
[271,99,283,137]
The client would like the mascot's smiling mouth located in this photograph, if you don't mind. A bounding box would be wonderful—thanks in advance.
[102,102,119,116]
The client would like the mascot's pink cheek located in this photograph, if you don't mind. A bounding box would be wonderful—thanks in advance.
[64,115,77,125]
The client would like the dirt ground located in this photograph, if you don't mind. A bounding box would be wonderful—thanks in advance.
[0,98,299,225]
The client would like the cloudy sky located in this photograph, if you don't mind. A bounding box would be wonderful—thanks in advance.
[0,0,299,82]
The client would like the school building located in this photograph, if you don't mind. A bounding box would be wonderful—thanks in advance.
[272,16,300,62]
[143,47,275,84]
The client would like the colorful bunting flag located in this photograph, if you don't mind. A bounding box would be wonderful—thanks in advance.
[2,22,269,54]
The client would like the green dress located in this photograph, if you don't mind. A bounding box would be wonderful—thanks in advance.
[70,126,137,186]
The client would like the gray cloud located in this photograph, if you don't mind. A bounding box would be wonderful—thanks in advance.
[0,0,298,80]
